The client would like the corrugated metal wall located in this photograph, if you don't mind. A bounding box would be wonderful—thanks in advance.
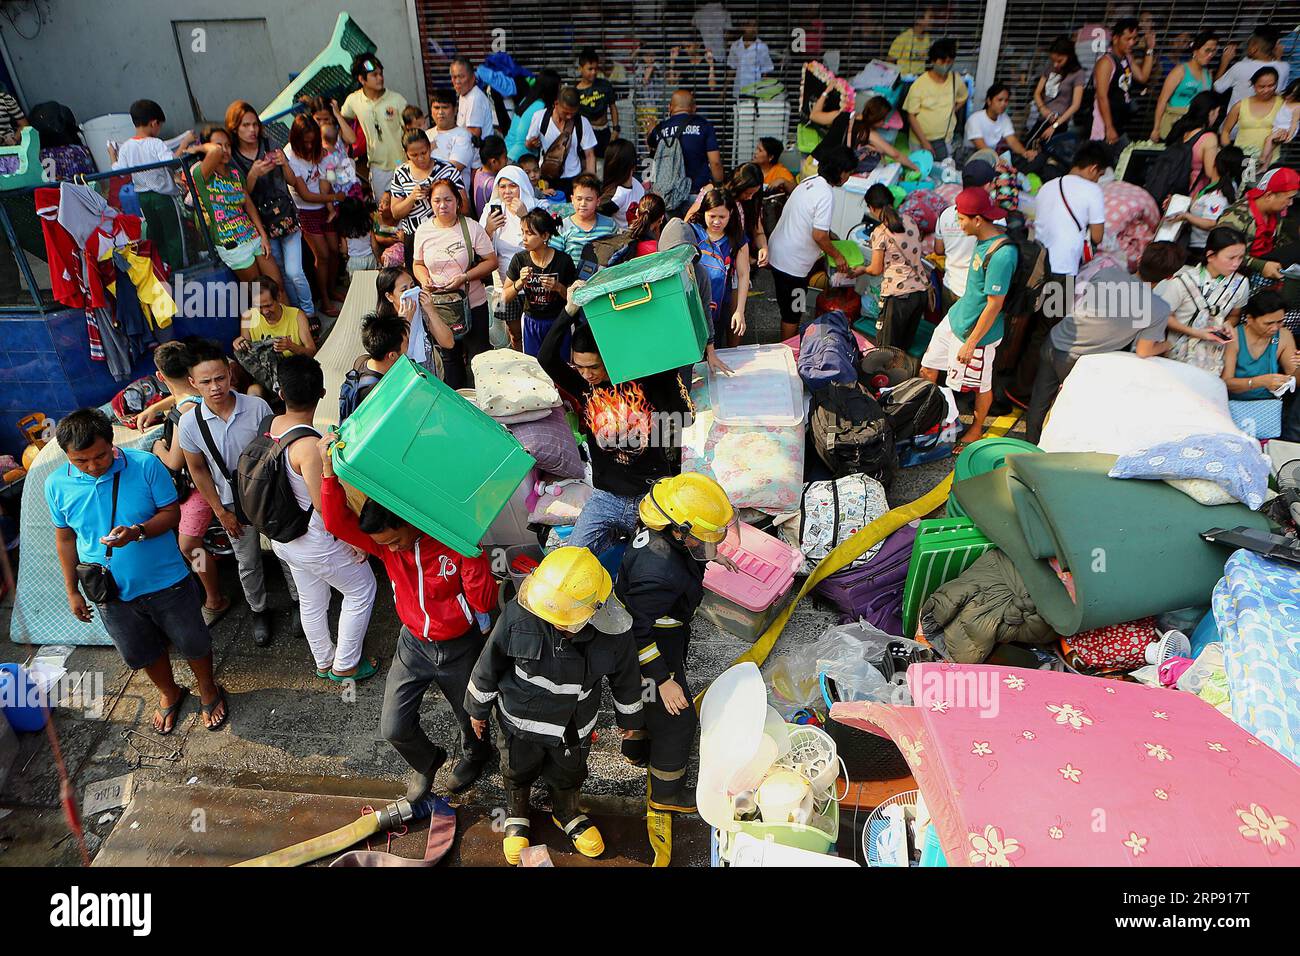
[414,1,1300,159]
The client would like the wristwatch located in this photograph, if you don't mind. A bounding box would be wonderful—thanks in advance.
[131,523,146,542]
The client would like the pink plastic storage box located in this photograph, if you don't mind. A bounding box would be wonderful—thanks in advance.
[700,522,802,641]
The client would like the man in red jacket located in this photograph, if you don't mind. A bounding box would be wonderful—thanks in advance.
[318,433,498,801]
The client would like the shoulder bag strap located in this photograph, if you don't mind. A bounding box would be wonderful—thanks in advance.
[194,407,235,485]
[459,216,479,272]
[104,469,122,563]
[1058,178,1083,232]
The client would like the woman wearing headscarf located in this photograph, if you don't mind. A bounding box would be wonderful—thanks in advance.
[481,164,538,350]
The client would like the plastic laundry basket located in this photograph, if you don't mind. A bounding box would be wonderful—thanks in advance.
[333,357,536,558]
[570,244,708,384]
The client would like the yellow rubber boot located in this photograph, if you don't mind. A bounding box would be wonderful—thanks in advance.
[503,818,531,866]
[554,813,604,857]
[503,788,532,865]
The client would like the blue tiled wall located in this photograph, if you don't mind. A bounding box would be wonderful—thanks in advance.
[0,262,241,459]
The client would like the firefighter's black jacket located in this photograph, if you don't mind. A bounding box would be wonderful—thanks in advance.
[465,598,645,748]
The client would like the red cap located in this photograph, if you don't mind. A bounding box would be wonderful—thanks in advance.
[1247,166,1300,199]
[955,186,1007,221]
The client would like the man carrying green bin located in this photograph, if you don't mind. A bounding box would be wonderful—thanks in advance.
[318,432,499,801]
[538,281,694,564]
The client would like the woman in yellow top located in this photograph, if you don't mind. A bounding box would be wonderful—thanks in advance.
[902,39,966,161]
[234,277,318,358]
[1221,67,1283,156]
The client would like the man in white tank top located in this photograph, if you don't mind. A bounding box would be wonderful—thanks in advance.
[268,355,379,680]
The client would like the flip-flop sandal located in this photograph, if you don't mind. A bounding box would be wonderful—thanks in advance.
[323,657,380,683]
[201,597,231,626]
[153,687,190,736]
[201,686,229,731]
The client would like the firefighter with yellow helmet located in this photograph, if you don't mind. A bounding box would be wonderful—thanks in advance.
[465,546,645,864]
[615,472,738,813]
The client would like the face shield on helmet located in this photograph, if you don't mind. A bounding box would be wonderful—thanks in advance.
[645,483,740,562]
[681,512,741,562]
[516,547,633,635]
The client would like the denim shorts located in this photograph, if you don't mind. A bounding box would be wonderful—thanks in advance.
[97,575,212,669]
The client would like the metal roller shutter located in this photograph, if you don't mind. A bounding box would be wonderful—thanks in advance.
[996,2,1300,156]
[412,1,990,168]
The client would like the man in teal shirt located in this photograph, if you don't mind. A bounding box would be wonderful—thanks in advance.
[921,187,1016,447]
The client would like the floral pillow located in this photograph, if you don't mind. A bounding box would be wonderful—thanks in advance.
[1108,433,1270,510]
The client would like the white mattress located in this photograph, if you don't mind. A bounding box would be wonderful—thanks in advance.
[1039,353,1244,457]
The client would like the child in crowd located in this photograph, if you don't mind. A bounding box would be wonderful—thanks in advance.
[474,135,509,216]
[519,153,559,199]
[403,104,428,132]
[148,340,228,625]
[109,98,197,272]
[339,311,410,423]
[336,195,380,272]
[554,172,617,266]
[502,208,577,356]
[320,122,364,202]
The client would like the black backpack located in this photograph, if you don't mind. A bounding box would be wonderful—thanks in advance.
[987,234,1048,318]
[809,380,899,486]
[338,365,384,423]
[1142,132,1199,208]
[879,377,947,442]
[234,416,319,543]
[577,231,632,281]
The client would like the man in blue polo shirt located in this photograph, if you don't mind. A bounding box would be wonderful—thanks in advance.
[47,408,227,732]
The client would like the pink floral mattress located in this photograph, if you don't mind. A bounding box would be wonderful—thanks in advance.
[833,663,1299,866]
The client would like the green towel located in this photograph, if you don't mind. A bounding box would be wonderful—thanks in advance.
[952,452,1273,636]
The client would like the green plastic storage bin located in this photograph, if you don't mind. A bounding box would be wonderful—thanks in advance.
[900,517,995,637]
[333,357,536,558]
[571,244,708,384]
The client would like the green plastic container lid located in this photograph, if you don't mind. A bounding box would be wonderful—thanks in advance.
[954,437,1043,484]
[826,239,864,271]
[572,244,695,306]
[948,437,1041,519]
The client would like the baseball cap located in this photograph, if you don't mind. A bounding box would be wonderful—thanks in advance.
[1247,166,1300,199]
[955,186,1007,221]
[961,158,996,188]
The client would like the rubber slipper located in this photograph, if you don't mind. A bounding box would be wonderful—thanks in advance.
[325,657,379,682]
[201,597,231,626]
[201,686,229,731]
[153,687,190,736]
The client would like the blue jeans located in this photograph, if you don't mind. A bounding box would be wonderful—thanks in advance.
[269,229,315,317]
[568,489,641,559]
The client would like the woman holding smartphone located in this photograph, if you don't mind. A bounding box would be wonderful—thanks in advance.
[1158,226,1250,375]
[481,165,538,350]
[389,130,463,271]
